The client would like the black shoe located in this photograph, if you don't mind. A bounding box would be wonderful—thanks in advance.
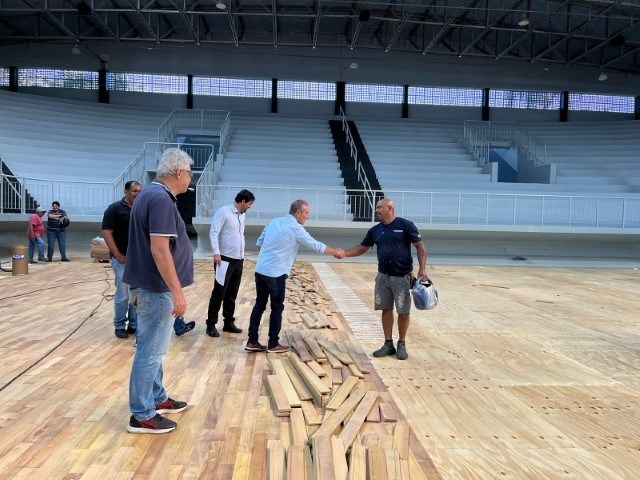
[222,322,242,334]
[61,258,70,262]
[45,259,52,262]
[155,397,188,414]
[127,414,176,434]
[396,341,408,360]
[373,342,396,357]
[115,329,128,339]
[126,326,137,334]
[206,326,220,337]
[38,257,46,261]
[29,260,37,264]
[175,321,196,337]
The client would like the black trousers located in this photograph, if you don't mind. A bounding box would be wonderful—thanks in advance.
[206,257,244,326]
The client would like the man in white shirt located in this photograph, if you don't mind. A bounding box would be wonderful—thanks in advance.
[206,189,255,337]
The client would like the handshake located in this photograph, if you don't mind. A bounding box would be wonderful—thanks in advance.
[332,248,346,260]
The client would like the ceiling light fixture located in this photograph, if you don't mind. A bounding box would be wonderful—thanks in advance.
[518,13,530,27]
[216,0,227,10]
[71,43,81,55]
[350,61,359,69]
[598,71,608,81]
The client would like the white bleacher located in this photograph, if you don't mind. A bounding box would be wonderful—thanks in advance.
[0,90,168,183]
[522,121,640,194]
[355,119,492,192]
[214,114,351,220]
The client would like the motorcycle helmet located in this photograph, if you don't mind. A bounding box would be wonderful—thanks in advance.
[412,278,438,310]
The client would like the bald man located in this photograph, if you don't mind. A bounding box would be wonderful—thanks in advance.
[341,198,427,360]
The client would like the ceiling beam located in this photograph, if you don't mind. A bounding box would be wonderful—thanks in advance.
[384,0,418,52]
[459,0,524,57]
[128,0,159,43]
[422,0,476,55]
[569,17,639,64]
[312,0,321,48]
[272,0,278,47]
[167,0,200,44]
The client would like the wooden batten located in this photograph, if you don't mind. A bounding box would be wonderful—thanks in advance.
[347,442,367,480]
[367,446,389,480]
[281,357,314,401]
[312,383,368,438]
[365,397,381,423]
[267,441,286,480]
[290,408,308,446]
[379,403,398,423]
[299,399,322,426]
[286,445,306,480]
[286,352,331,407]
[325,376,361,411]
[300,332,327,362]
[269,357,303,407]
[338,391,379,449]
[266,375,292,417]
[331,435,349,480]
[291,329,314,362]
[392,423,410,461]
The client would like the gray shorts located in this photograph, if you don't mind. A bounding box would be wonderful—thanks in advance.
[374,272,412,315]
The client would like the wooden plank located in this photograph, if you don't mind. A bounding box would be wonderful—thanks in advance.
[317,339,353,365]
[338,391,379,449]
[269,357,303,407]
[362,433,381,447]
[325,376,361,411]
[312,383,367,438]
[332,368,343,385]
[266,375,292,417]
[348,363,365,379]
[392,423,410,460]
[286,445,306,480]
[312,435,334,480]
[267,441,286,480]
[287,352,331,407]
[379,403,397,423]
[291,330,314,362]
[299,399,322,426]
[347,442,367,480]
[300,332,327,362]
[330,435,349,480]
[306,359,327,378]
[290,408,308,447]
[281,357,314,401]
[304,443,315,480]
[385,448,401,480]
[367,446,389,480]
[366,397,381,423]
[322,349,344,369]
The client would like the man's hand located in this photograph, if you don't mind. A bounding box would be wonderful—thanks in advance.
[172,290,187,318]
[116,253,126,264]
[213,254,222,267]
[418,270,428,282]
[333,248,345,259]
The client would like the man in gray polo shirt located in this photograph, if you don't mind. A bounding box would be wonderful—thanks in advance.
[123,148,194,434]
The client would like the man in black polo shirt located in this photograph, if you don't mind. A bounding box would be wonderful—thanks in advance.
[341,198,427,360]
[123,148,194,434]
[102,181,142,339]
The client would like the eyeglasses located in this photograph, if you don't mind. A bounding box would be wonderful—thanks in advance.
[183,169,193,178]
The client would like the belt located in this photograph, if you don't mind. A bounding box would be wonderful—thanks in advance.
[221,255,244,264]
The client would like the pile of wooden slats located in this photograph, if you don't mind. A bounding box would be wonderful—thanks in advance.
[287,263,339,329]
[265,330,423,479]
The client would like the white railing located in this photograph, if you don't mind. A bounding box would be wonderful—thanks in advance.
[339,106,375,214]
[196,184,640,229]
[464,121,547,167]
[158,109,230,142]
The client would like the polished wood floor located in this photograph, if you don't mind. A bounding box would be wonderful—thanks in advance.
[1,257,639,479]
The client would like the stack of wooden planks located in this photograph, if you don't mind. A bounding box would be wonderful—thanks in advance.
[287,263,339,329]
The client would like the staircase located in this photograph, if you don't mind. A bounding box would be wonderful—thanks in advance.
[1,160,39,213]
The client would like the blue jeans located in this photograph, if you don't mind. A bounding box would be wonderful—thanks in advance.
[47,229,67,260]
[111,258,137,330]
[248,273,287,349]
[128,289,173,421]
[29,237,45,261]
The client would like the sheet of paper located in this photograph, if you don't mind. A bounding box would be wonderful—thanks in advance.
[215,260,229,286]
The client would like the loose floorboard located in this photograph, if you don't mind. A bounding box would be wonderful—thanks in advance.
[0,259,639,479]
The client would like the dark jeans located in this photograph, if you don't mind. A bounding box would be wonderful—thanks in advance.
[248,272,287,348]
[47,229,67,260]
[206,258,244,326]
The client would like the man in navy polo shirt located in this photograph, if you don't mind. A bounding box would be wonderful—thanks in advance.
[342,198,427,361]
[123,148,194,434]
[102,180,142,339]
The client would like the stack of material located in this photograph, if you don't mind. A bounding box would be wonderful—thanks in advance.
[90,237,110,262]
[265,330,426,479]
[287,262,338,329]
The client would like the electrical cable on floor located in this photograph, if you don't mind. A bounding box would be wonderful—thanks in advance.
[0,269,113,394]
[0,278,110,302]
[0,259,12,273]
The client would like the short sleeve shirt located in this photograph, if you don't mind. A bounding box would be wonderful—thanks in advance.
[101,198,132,257]
[361,217,422,276]
[123,181,194,292]
[47,209,68,230]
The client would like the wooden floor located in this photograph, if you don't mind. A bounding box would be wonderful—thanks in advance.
[1,257,640,479]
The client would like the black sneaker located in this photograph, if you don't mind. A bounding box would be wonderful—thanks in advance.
[222,322,242,334]
[396,341,408,360]
[29,260,38,264]
[115,329,128,339]
[126,326,137,334]
[127,414,176,434]
[155,397,188,414]
[206,326,220,337]
[175,321,196,337]
[61,258,70,262]
[373,342,396,357]
[45,258,52,262]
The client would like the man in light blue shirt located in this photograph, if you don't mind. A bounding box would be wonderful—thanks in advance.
[246,199,343,353]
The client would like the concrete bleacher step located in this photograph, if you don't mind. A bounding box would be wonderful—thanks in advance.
[376,165,484,174]
[555,176,622,185]
[225,152,337,163]
[222,165,342,178]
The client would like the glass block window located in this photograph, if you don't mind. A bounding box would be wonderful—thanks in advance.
[193,77,271,98]
[490,90,561,110]
[107,72,187,94]
[568,93,634,113]
[346,84,403,104]
[409,87,483,107]
[0,68,9,86]
[17,69,98,89]
[277,80,335,101]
